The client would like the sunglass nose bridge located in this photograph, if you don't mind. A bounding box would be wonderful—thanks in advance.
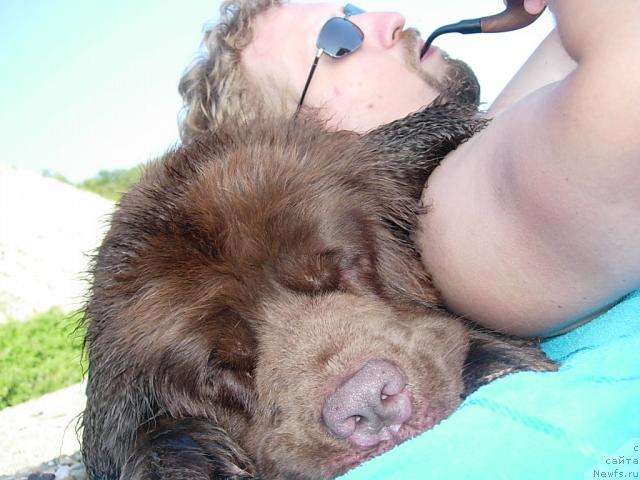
[343,4,366,17]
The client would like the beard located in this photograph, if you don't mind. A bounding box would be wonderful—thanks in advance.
[436,55,481,107]
[402,29,481,109]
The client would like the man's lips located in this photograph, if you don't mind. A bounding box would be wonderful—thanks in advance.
[419,38,439,61]
[416,37,425,60]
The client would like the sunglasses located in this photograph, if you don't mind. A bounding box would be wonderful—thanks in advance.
[295,4,365,114]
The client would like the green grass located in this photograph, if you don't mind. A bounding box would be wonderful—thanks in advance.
[43,165,143,201]
[0,308,86,409]
[76,166,142,201]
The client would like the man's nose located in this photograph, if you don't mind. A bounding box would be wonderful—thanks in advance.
[351,12,406,49]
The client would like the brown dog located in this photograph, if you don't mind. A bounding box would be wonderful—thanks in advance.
[80,100,555,480]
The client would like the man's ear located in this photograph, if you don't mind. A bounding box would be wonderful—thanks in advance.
[462,327,558,397]
[122,417,258,480]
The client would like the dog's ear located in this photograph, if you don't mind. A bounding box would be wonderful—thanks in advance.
[121,417,258,480]
[462,328,558,397]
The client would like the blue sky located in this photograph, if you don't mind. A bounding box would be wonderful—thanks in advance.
[0,0,553,182]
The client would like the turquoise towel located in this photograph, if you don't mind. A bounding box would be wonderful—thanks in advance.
[340,291,640,480]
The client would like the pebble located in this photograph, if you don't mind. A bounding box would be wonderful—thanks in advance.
[54,466,70,479]
[0,452,87,480]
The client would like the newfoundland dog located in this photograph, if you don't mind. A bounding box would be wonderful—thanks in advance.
[81,100,555,480]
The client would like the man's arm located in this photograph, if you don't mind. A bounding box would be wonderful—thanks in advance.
[417,0,640,337]
[488,28,576,117]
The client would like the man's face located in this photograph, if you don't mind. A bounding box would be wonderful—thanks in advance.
[242,2,480,132]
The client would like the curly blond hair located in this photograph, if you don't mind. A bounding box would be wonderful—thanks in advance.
[178,0,286,142]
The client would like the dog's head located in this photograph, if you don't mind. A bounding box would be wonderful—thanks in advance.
[87,105,553,479]
[86,108,478,478]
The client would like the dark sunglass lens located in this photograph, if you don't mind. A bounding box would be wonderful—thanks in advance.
[317,18,363,58]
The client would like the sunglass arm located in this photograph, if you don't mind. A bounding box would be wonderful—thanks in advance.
[296,48,324,115]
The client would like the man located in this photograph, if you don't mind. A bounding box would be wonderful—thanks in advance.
[178,0,639,337]
[179,1,480,135]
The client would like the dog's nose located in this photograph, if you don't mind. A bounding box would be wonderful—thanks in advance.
[321,359,412,448]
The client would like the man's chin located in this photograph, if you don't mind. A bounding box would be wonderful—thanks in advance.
[403,30,481,110]
[440,57,481,108]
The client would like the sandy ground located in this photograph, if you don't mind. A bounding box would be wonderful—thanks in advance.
[0,383,86,476]
[0,164,114,323]
[0,164,114,475]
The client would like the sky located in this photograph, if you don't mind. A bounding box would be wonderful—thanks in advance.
[0,0,554,182]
